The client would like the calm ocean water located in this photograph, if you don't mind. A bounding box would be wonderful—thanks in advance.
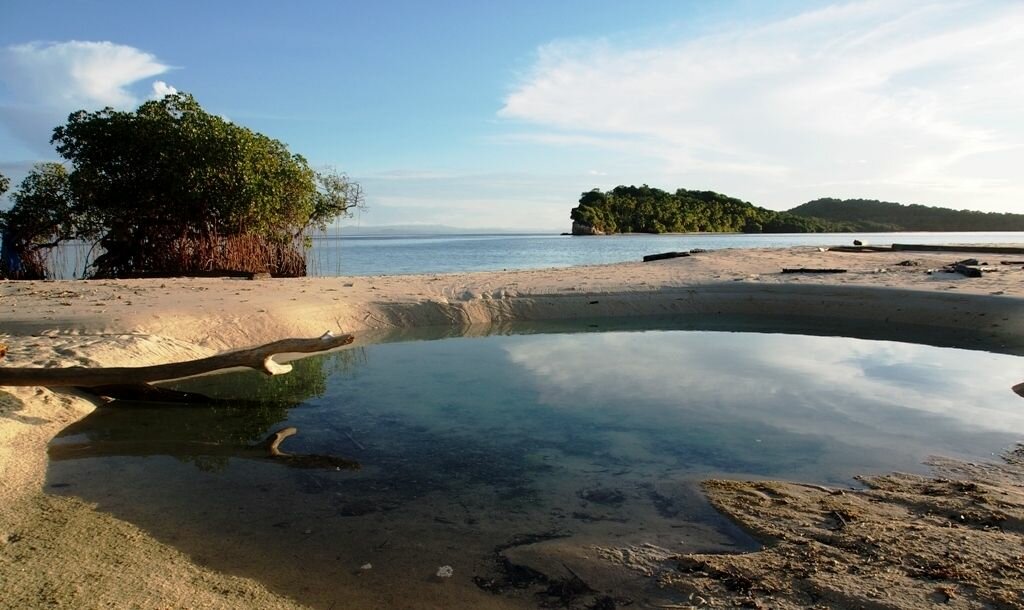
[306,231,1024,277]
[44,231,1024,278]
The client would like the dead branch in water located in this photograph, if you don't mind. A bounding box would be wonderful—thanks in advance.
[0,332,353,387]
[78,383,219,403]
[49,426,361,470]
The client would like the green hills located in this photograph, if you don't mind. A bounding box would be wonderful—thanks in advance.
[787,198,1024,232]
[569,186,1024,234]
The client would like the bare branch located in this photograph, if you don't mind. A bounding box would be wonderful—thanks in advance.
[0,333,354,387]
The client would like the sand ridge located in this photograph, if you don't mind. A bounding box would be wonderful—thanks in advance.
[3,247,1023,349]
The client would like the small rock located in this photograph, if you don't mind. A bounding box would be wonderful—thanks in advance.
[360,563,373,571]
[436,565,454,579]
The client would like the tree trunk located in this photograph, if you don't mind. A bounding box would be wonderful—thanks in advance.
[0,333,354,387]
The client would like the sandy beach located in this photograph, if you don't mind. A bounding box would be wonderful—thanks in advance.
[2,245,1024,609]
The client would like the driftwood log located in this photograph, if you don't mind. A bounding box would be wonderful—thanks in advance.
[0,333,354,388]
[950,263,983,278]
[782,268,847,274]
[49,426,361,470]
[826,246,892,253]
[892,244,1024,255]
[643,251,691,262]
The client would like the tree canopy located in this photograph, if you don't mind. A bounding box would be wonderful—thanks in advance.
[569,187,1024,235]
[0,92,363,279]
[570,185,838,235]
[0,163,79,278]
[787,198,1024,232]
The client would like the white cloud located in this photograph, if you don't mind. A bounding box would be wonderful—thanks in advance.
[0,41,171,153]
[151,80,178,99]
[503,331,1024,463]
[500,1,1024,212]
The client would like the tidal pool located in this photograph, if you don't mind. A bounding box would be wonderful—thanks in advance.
[48,320,1024,608]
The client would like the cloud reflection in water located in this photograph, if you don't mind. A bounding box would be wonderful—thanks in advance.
[503,331,1024,474]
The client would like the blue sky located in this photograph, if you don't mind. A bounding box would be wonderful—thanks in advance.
[1,0,1022,229]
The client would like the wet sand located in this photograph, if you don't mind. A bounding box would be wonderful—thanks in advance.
[2,246,1024,608]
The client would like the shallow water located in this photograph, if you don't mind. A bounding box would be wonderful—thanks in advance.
[47,322,1024,608]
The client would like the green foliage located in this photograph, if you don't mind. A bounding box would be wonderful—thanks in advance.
[3,163,78,246]
[1,92,363,278]
[570,185,844,234]
[571,189,1018,235]
[0,163,78,279]
[53,93,315,241]
[0,171,9,197]
[311,168,365,232]
[788,198,1024,231]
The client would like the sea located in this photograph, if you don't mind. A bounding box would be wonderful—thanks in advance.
[44,231,1024,279]
[304,231,1024,277]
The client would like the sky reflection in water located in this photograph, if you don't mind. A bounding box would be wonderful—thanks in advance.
[498,331,1023,481]
[45,328,1024,607]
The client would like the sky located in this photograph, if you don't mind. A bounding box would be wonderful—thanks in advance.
[1,0,1022,230]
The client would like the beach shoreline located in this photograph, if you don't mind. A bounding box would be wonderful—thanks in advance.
[2,246,1024,608]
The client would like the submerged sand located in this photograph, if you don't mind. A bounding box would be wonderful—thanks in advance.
[2,246,1024,609]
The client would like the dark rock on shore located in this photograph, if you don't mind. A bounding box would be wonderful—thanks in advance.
[571,221,605,236]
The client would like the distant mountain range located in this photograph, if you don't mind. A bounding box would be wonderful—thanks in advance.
[569,186,1024,235]
[787,198,1024,232]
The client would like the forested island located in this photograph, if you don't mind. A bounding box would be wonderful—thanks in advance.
[569,186,1024,235]
[788,198,1024,232]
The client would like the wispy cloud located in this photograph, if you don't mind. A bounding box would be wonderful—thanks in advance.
[0,41,172,153]
[353,170,586,229]
[500,1,1024,211]
[504,331,1024,459]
